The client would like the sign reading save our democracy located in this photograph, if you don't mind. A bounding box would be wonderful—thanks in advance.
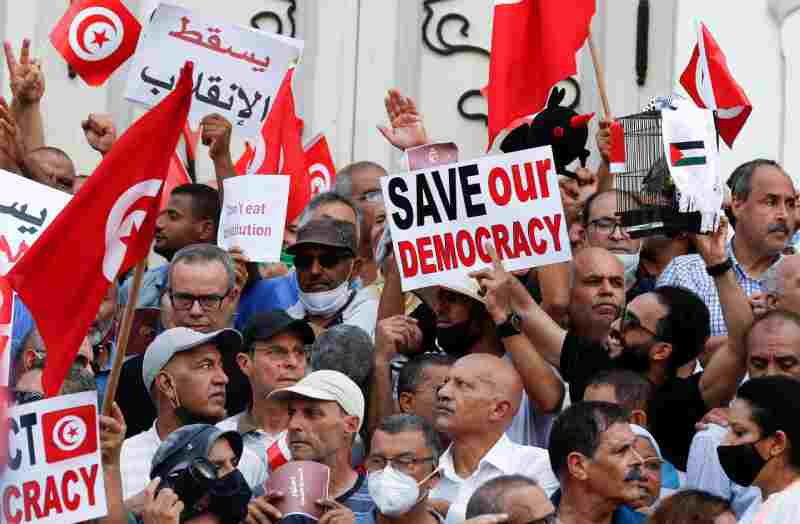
[380,146,572,292]
[1,392,107,524]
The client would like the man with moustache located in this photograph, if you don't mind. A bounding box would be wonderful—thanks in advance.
[566,248,626,345]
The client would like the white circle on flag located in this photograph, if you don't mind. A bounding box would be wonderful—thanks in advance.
[52,415,87,452]
[68,7,125,62]
[309,163,332,196]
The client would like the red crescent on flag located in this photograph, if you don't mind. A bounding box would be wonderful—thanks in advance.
[76,13,117,55]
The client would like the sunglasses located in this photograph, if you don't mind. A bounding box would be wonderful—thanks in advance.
[294,251,351,270]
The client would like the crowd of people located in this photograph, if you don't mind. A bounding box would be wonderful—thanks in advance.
[4,33,800,524]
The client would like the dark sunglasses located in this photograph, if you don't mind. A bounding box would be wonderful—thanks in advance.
[294,251,351,270]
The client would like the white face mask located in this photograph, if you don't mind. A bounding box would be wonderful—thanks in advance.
[367,465,437,517]
[298,265,353,316]
[615,252,640,289]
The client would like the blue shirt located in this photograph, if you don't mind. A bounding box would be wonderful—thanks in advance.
[118,264,169,309]
[551,489,645,524]
[235,272,299,331]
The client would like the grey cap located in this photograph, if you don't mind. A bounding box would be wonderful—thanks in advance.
[150,423,244,480]
[286,217,358,257]
[142,327,242,394]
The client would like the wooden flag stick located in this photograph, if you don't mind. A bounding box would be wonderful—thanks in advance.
[101,260,146,416]
[588,32,612,120]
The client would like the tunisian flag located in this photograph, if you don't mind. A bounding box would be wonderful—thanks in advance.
[679,22,752,148]
[237,69,310,223]
[50,0,142,86]
[304,133,337,197]
[6,63,193,396]
[486,0,595,148]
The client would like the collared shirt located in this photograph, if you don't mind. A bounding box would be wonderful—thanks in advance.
[287,287,378,340]
[217,409,285,470]
[686,423,762,519]
[430,434,559,524]
[118,264,169,309]
[656,239,779,337]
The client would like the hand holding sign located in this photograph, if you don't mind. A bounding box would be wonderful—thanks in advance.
[470,243,513,325]
[99,401,126,468]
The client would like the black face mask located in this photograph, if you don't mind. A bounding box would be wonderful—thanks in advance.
[436,321,480,358]
[205,469,253,524]
[615,340,652,373]
[718,441,768,487]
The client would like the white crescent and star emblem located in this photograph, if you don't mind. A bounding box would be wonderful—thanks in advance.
[52,415,87,452]
[102,179,163,282]
[68,6,125,62]
[309,162,332,196]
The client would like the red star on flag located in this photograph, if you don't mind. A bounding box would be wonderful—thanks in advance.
[91,30,110,48]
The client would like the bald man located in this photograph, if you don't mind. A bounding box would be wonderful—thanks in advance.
[766,255,800,314]
[567,248,626,345]
[23,147,76,194]
[430,354,559,524]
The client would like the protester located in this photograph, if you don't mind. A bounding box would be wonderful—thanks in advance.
[764,254,800,312]
[648,490,736,524]
[365,414,443,524]
[246,370,375,523]
[397,353,455,427]
[658,159,796,337]
[218,310,314,463]
[22,146,76,193]
[566,247,626,344]
[583,369,653,429]
[464,475,556,524]
[547,401,646,524]
[286,216,378,338]
[429,354,559,524]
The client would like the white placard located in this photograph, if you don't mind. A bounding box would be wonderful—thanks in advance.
[0,173,71,276]
[1,391,107,523]
[218,175,290,262]
[380,146,572,292]
[125,3,304,136]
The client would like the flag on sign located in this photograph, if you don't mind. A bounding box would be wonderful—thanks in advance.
[486,0,595,148]
[669,141,706,168]
[50,0,142,86]
[42,403,98,463]
[6,63,194,396]
[679,22,752,148]
[304,133,337,197]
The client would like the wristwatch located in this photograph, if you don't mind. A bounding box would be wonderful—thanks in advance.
[706,258,733,277]
[497,312,522,339]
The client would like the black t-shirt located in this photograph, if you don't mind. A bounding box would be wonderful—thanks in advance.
[560,332,708,470]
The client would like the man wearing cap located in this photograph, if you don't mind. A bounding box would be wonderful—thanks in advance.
[286,216,378,339]
[247,370,376,524]
[120,327,266,510]
[218,310,314,464]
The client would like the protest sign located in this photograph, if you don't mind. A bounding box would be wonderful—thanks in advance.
[1,391,107,524]
[406,142,459,171]
[124,3,304,135]
[266,461,330,521]
[218,175,290,262]
[0,173,71,276]
[380,146,572,292]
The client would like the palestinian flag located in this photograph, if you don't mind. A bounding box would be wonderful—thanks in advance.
[669,141,706,167]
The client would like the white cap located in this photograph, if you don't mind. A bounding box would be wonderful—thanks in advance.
[268,370,365,430]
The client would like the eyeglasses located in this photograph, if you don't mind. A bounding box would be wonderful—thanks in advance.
[620,308,660,340]
[293,252,351,271]
[168,289,230,311]
[589,217,629,237]
[365,454,435,475]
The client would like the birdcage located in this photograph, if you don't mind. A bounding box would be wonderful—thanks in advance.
[614,110,705,239]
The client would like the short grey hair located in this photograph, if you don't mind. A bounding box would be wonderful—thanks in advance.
[334,161,387,198]
[375,413,443,463]
[310,324,374,389]
[466,475,541,519]
[298,191,363,243]
[764,260,783,297]
[60,365,97,395]
[730,159,785,201]
[168,243,236,291]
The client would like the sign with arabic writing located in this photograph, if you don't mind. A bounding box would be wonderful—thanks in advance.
[0,173,71,276]
[124,3,304,136]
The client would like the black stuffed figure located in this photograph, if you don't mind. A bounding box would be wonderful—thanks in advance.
[499,86,593,180]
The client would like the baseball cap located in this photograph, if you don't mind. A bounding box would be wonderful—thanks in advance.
[268,370,365,430]
[142,327,242,394]
[242,310,315,351]
[150,423,244,480]
[286,217,358,257]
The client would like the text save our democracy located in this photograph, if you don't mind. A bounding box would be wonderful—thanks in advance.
[385,153,567,279]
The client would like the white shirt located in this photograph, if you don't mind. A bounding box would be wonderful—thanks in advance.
[430,434,559,524]
[752,479,800,524]
[120,422,268,501]
[287,287,378,339]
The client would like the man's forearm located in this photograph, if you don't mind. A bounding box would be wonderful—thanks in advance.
[503,333,565,413]
[11,100,44,153]
[510,276,568,368]
[597,161,613,193]
[377,263,404,320]
[212,154,236,202]
[98,465,129,524]
[367,357,396,437]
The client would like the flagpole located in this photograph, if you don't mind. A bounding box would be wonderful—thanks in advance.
[587,32,612,120]
[101,260,147,416]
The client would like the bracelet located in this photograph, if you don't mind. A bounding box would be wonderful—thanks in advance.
[706,258,733,277]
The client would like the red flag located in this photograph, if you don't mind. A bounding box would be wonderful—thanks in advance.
[50,0,141,87]
[234,141,256,176]
[246,69,310,223]
[6,63,193,396]
[486,0,595,148]
[159,123,199,211]
[304,133,337,197]
[679,23,752,148]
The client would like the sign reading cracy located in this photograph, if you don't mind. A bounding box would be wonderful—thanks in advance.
[1,392,107,524]
[380,146,572,292]
[125,3,303,136]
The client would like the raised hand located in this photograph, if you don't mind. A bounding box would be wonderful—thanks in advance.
[99,401,127,468]
[377,89,429,151]
[0,97,22,167]
[375,315,421,358]
[200,113,232,161]
[596,117,612,164]
[692,215,729,267]
[81,113,117,155]
[469,243,513,325]
[4,39,44,105]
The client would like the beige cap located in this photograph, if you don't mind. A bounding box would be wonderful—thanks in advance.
[268,370,365,430]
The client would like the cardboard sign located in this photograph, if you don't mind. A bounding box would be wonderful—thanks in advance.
[125,3,303,135]
[1,391,107,524]
[380,146,572,292]
[218,175,290,262]
[265,461,330,521]
[0,174,71,276]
